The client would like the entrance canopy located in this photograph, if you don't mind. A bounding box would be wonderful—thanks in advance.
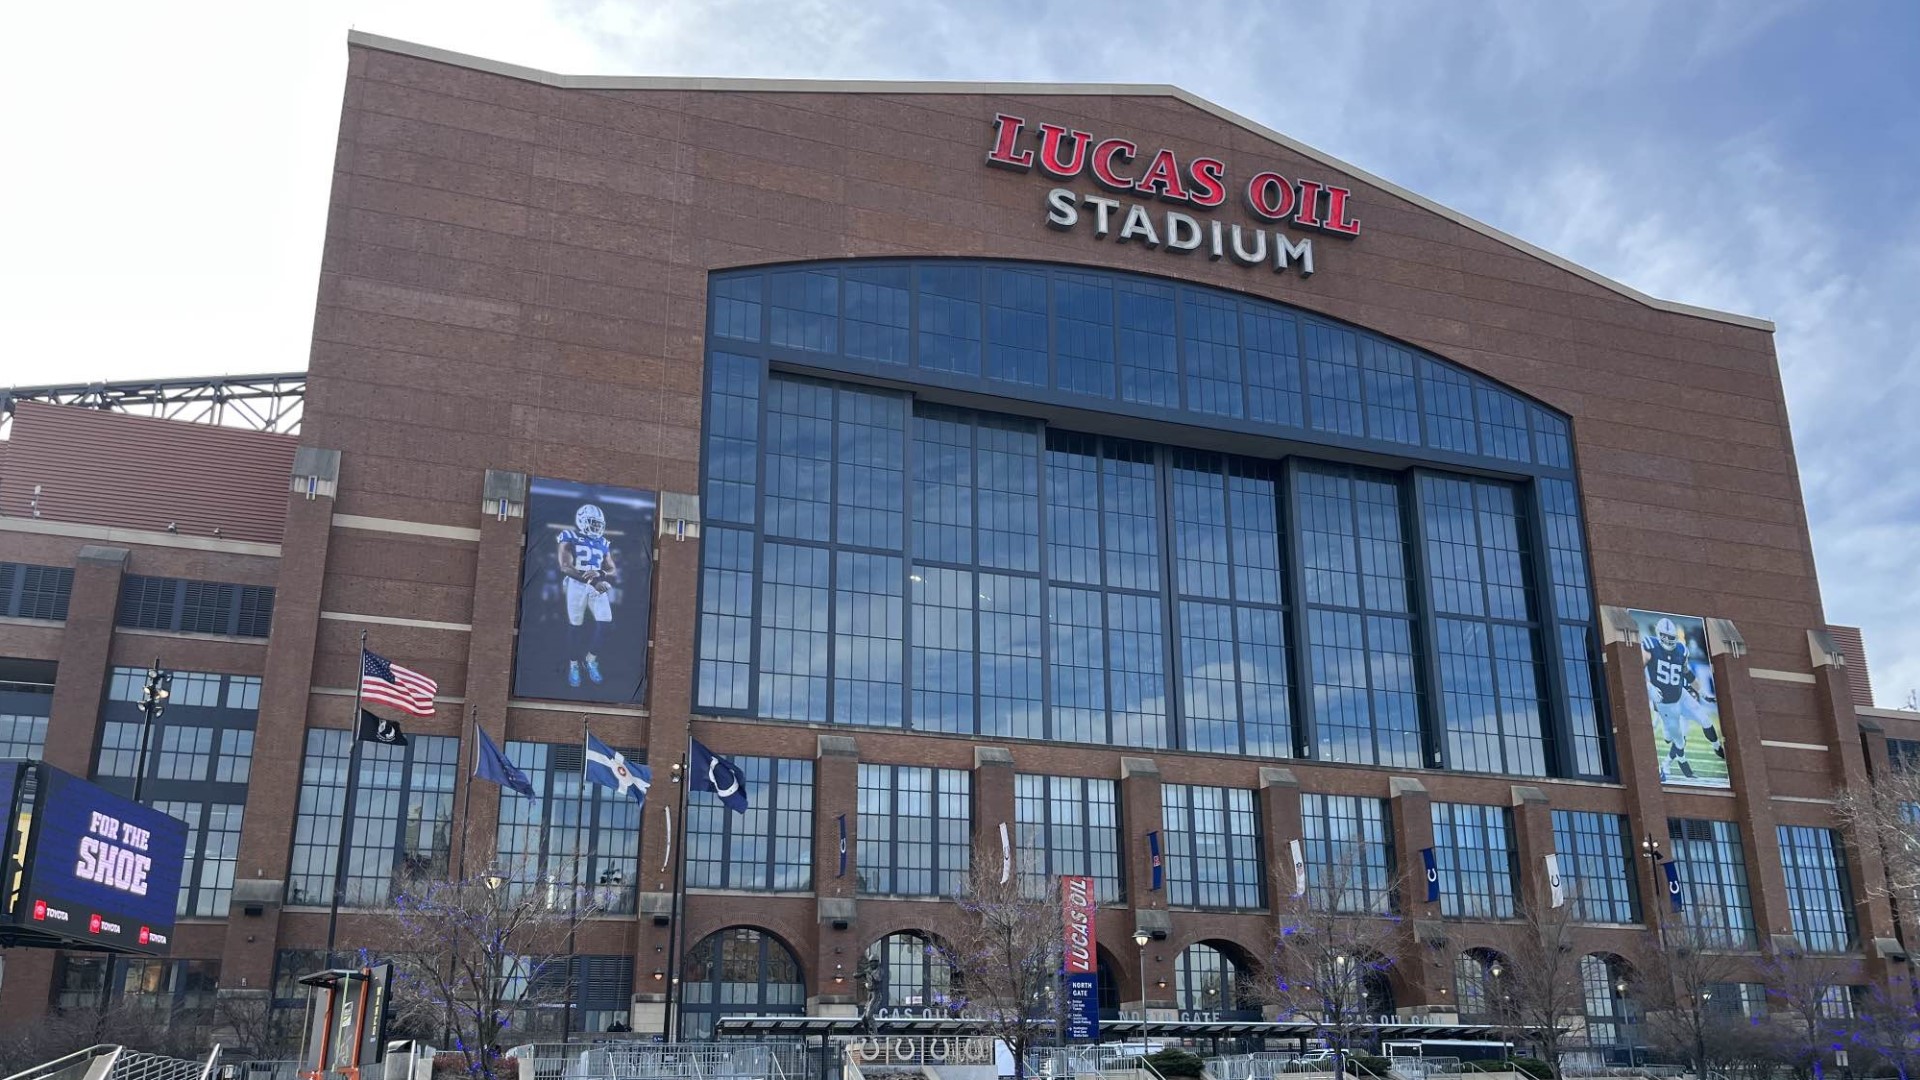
[713,1016,1525,1041]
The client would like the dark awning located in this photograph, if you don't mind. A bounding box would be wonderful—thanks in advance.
[711,1016,1528,1041]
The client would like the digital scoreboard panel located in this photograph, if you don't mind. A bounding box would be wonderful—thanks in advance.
[8,763,187,955]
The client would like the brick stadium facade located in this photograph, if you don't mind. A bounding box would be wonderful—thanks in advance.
[0,30,1914,1049]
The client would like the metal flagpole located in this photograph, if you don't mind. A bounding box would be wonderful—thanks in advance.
[325,629,371,966]
[565,718,590,1040]
[458,705,478,882]
[659,740,692,1042]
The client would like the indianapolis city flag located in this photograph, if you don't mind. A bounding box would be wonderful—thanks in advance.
[361,649,437,717]
[584,732,651,807]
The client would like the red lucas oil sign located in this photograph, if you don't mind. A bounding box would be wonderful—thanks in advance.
[986,114,1356,277]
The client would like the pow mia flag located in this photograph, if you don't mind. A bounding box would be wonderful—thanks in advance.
[359,709,408,747]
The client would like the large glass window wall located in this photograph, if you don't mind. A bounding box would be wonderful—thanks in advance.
[698,260,1609,781]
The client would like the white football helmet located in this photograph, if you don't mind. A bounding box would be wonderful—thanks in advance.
[1655,617,1679,648]
[575,504,606,537]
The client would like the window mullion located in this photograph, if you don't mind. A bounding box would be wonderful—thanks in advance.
[1402,470,1447,771]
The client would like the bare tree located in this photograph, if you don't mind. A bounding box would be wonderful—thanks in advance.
[1489,899,1588,1072]
[1632,911,1749,1077]
[1252,848,1405,1074]
[374,859,603,1080]
[1753,939,1859,1080]
[931,850,1063,1080]
[1834,768,1920,902]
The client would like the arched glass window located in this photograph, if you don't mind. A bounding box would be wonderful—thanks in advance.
[698,260,1610,782]
[1175,942,1255,1019]
[679,927,804,1041]
[1453,948,1509,1022]
[1579,953,1633,1049]
[865,931,955,1016]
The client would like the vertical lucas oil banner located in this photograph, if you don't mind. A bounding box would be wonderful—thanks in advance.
[1062,875,1099,1041]
[513,477,657,704]
[1629,608,1728,789]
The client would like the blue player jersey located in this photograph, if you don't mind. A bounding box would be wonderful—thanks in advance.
[1644,639,1694,704]
[560,529,611,576]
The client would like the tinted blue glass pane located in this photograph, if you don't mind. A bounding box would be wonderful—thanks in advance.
[977,418,1040,572]
[912,405,972,565]
[1421,359,1477,454]
[1243,307,1303,427]
[1778,826,1855,952]
[1182,291,1243,418]
[1366,615,1422,768]
[1552,810,1637,923]
[980,572,1043,740]
[1108,591,1168,749]
[1458,627,1544,776]
[1102,442,1160,591]
[843,266,909,364]
[1049,586,1105,744]
[768,270,837,353]
[1173,455,1230,600]
[1304,321,1364,436]
[759,543,829,722]
[1476,483,1529,621]
[1055,273,1115,398]
[1420,475,1485,618]
[711,274,762,342]
[834,551,903,727]
[1361,340,1420,445]
[911,566,974,734]
[1532,409,1571,469]
[1045,432,1101,586]
[1180,601,1239,754]
[764,377,833,541]
[1538,478,1592,623]
[1237,607,1292,757]
[1436,617,1501,771]
[1477,385,1532,462]
[834,387,905,550]
[918,265,982,375]
[1560,625,1605,776]
[985,269,1047,387]
[1117,280,1178,408]
[697,527,754,711]
[704,353,759,526]
[1229,463,1283,605]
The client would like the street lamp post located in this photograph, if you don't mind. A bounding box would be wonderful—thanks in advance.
[101,661,170,1013]
[1133,929,1151,1064]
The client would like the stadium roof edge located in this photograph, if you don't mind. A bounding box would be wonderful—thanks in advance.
[345,30,1776,334]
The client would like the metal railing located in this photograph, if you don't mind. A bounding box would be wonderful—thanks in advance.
[505,1041,804,1080]
[3,1045,220,1080]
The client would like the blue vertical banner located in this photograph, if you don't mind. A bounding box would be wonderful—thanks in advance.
[1147,831,1163,893]
[837,814,848,878]
[1066,973,1099,1040]
[1421,847,1439,903]
[1663,860,1684,911]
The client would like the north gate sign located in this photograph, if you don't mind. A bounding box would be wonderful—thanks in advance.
[986,113,1358,278]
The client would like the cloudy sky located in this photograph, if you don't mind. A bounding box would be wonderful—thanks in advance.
[4,1,1915,705]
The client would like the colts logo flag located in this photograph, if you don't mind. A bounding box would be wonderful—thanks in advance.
[1663,859,1685,912]
[689,737,749,814]
[1289,838,1307,898]
[1545,853,1566,908]
[584,732,651,807]
[1420,847,1439,903]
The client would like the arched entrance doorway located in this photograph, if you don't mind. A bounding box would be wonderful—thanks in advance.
[679,927,805,1041]
[1579,953,1635,1059]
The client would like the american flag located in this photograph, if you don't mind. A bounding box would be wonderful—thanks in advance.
[360,649,437,717]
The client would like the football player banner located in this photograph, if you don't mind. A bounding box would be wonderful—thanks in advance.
[512,478,658,704]
[1628,608,1729,790]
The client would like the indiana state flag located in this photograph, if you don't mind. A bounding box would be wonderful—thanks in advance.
[584,732,651,807]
